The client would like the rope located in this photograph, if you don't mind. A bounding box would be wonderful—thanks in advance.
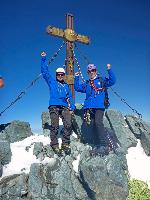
[74,43,91,64]
[0,41,66,117]
[110,87,142,119]
[73,52,85,83]
[48,41,66,64]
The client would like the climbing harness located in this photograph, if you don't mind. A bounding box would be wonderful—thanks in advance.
[83,109,91,125]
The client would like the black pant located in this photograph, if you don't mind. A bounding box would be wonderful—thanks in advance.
[49,106,72,148]
[82,109,109,147]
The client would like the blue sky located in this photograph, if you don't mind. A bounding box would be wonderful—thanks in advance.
[0,0,150,131]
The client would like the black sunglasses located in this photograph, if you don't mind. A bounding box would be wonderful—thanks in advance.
[88,69,96,73]
[56,73,65,76]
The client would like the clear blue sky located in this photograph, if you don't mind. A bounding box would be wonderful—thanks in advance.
[0,0,150,131]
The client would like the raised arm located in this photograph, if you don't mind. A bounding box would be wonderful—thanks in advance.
[103,64,116,87]
[74,72,86,93]
[41,52,54,85]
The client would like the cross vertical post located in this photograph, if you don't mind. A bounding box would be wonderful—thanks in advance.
[66,14,74,99]
[46,13,90,100]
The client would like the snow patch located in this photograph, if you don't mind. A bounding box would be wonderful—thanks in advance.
[126,139,150,188]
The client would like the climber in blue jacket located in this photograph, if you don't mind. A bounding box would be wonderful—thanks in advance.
[74,63,116,156]
[41,52,75,156]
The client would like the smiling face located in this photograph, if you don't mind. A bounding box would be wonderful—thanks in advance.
[56,72,65,81]
[88,69,97,79]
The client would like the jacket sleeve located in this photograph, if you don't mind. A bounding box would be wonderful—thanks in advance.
[104,69,116,87]
[67,86,75,111]
[74,76,86,93]
[41,57,54,85]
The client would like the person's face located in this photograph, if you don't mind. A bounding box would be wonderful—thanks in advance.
[88,69,97,79]
[56,73,65,81]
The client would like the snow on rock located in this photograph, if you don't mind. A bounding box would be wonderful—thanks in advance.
[72,154,80,173]
[126,139,150,188]
[1,132,150,191]
[0,135,50,180]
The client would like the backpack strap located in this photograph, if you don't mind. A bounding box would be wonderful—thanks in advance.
[98,76,104,87]
[98,76,110,108]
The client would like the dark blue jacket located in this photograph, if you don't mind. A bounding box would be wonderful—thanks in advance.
[74,69,116,109]
[41,57,75,110]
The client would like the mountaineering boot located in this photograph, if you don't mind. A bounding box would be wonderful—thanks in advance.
[51,146,62,157]
[61,144,71,155]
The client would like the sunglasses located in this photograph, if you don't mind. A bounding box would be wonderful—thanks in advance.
[56,73,65,77]
[88,69,96,73]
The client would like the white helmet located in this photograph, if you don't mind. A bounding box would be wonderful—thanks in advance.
[56,67,65,74]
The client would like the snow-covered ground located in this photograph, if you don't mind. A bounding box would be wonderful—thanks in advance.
[0,135,50,178]
[126,139,150,188]
[1,133,150,189]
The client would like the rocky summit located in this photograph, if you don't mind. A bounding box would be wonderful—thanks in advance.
[0,107,150,200]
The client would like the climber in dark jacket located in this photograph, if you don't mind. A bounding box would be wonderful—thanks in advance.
[41,52,75,155]
[74,63,116,156]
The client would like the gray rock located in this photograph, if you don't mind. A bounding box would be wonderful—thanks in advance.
[126,115,150,155]
[28,163,45,199]
[79,153,128,200]
[0,173,28,200]
[105,109,137,150]
[0,162,3,177]
[33,142,44,157]
[3,106,150,199]
[53,156,90,200]
[33,142,55,160]
[140,121,150,155]
[0,120,32,143]
[72,114,82,138]
[43,144,55,158]
[41,112,51,136]
[0,140,12,165]
[27,155,91,200]
[125,115,142,138]
[0,135,129,200]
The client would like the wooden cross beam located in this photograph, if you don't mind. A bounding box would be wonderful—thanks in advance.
[46,13,90,99]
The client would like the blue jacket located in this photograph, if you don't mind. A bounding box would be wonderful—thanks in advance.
[41,57,75,110]
[74,69,116,109]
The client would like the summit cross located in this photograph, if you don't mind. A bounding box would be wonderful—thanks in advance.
[46,13,90,99]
